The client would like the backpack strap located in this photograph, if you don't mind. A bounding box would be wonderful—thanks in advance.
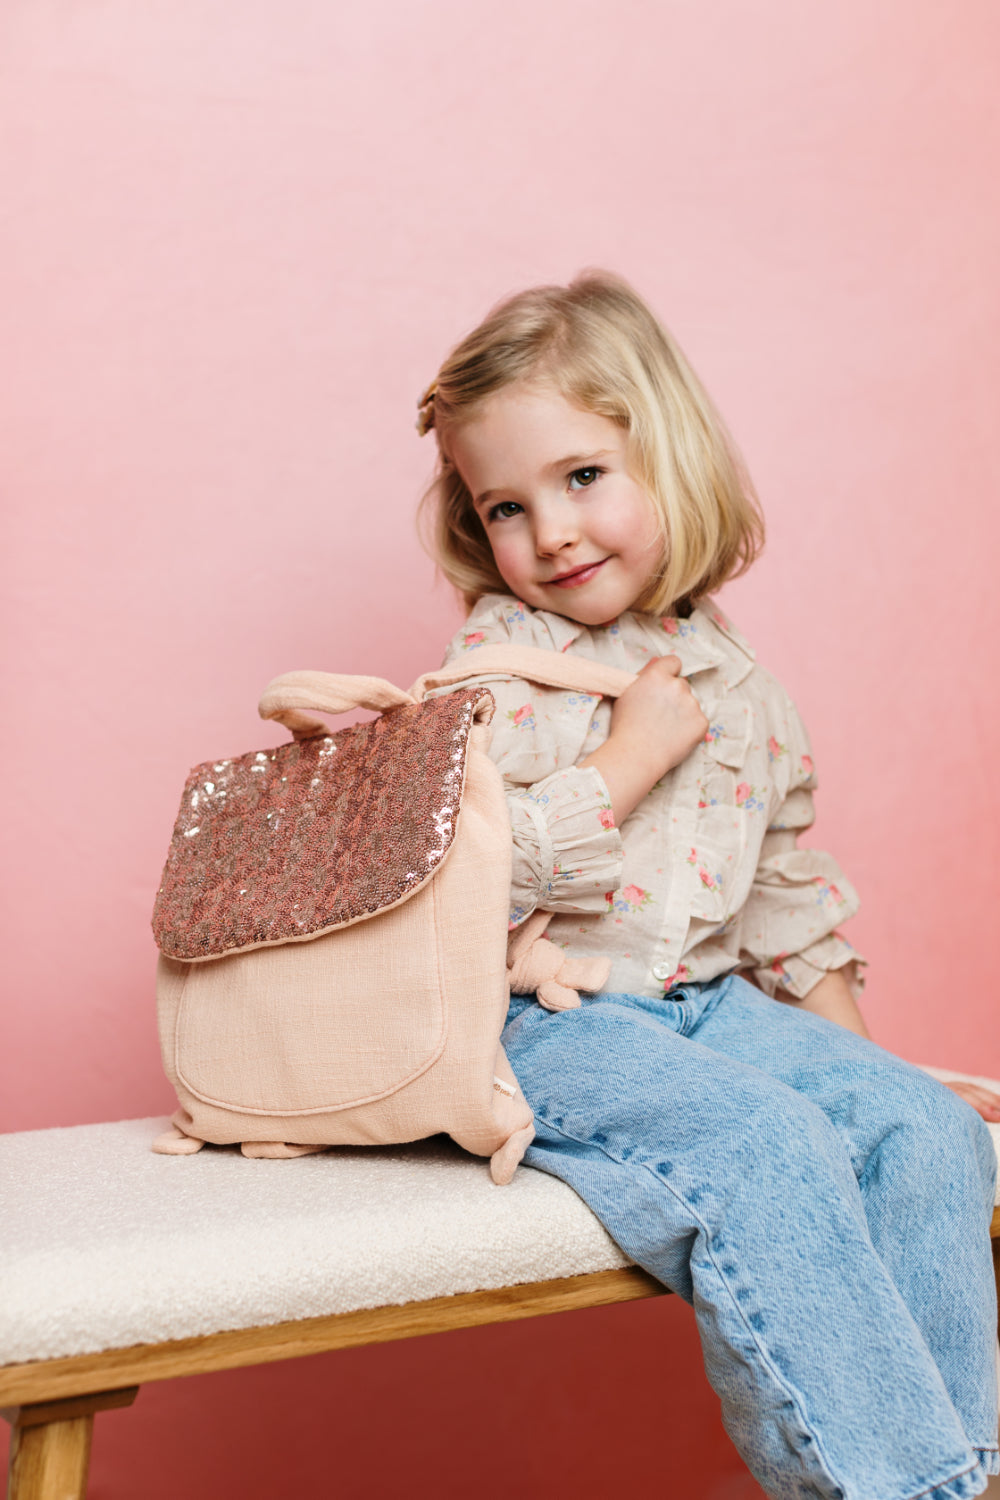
[410,645,636,702]
[414,646,636,1007]
[260,646,637,741]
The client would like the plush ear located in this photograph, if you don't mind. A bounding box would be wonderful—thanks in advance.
[536,977,583,1012]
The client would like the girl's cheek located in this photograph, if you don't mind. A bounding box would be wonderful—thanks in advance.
[488,533,514,568]
[490,539,528,591]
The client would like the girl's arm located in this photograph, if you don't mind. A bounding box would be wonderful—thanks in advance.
[779,969,870,1036]
[780,971,1000,1122]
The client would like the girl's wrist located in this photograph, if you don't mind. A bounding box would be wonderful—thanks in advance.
[581,737,668,825]
[606,726,676,784]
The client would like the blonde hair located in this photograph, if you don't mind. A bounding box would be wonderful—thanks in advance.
[417,271,764,616]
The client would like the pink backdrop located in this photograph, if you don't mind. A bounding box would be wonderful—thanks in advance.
[2,3,998,1496]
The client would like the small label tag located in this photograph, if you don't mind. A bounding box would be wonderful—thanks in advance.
[492,1076,517,1099]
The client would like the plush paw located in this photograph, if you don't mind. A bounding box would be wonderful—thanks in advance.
[562,955,612,994]
[509,926,611,1010]
[240,1141,326,1159]
[152,1125,205,1155]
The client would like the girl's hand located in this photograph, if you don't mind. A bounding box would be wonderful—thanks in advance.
[941,1079,1000,1122]
[610,655,709,776]
[581,655,708,826]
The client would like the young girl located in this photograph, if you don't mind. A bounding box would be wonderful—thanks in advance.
[415,273,999,1500]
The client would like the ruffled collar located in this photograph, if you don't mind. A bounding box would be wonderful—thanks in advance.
[461,594,756,689]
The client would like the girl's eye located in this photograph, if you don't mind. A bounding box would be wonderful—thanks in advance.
[568,467,602,490]
[487,500,523,522]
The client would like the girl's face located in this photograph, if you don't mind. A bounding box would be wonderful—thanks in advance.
[446,383,664,626]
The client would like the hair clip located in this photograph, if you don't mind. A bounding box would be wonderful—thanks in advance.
[416,381,438,436]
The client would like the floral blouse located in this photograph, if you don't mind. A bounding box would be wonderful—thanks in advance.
[441,593,864,1002]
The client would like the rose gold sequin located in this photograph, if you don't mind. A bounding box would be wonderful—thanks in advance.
[152,690,488,961]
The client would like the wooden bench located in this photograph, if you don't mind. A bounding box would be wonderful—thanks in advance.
[3,1072,999,1500]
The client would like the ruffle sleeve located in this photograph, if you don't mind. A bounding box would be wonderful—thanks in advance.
[441,597,624,928]
[737,692,866,1000]
[507,766,624,928]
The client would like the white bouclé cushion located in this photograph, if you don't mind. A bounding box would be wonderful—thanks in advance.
[1,1067,997,1367]
[0,1119,630,1364]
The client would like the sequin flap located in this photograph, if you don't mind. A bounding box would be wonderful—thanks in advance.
[152,690,487,960]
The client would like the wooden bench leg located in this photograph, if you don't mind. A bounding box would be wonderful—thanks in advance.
[2,1389,138,1500]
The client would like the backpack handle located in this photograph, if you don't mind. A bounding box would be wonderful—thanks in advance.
[260,647,638,740]
[258,671,417,738]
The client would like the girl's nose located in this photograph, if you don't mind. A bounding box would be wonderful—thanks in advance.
[533,499,579,555]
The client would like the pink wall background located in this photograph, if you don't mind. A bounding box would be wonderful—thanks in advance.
[2,2,998,1496]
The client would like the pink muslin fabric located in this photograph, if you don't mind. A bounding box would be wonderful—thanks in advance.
[153,650,635,1183]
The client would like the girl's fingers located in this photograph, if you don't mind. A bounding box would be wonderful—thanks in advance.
[639,654,681,677]
[941,1079,1000,1121]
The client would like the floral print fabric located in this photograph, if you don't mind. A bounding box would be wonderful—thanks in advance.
[441,594,864,1001]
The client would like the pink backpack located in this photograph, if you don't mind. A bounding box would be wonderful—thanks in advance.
[151,647,633,1183]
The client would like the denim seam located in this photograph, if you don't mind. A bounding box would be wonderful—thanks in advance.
[898,1453,980,1500]
[535,1113,850,1498]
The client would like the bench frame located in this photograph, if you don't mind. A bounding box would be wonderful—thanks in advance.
[3,1211,998,1500]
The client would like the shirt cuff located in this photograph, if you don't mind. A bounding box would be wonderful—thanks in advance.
[508,765,624,926]
[752,933,867,1001]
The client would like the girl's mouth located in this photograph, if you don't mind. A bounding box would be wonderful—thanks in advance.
[547,558,609,589]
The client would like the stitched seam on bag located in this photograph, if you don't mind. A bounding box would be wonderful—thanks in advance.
[429,861,454,1114]
[173,974,450,1115]
[172,909,451,1117]
[533,1113,851,1497]
[162,958,192,1094]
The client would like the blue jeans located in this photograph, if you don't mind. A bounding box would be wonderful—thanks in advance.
[503,975,999,1500]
